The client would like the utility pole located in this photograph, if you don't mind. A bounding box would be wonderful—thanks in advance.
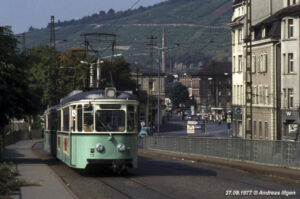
[245,0,253,139]
[161,27,166,73]
[50,16,55,49]
[147,35,157,129]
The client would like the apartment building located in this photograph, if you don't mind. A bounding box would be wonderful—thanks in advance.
[230,0,246,137]
[279,2,300,140]
[179,62,232,113]
[230,0,283,139]
[251,16,281,140]
[131,64,166,129]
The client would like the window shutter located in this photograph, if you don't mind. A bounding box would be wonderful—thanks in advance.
[252,55,256,73]
[264,54,267,72]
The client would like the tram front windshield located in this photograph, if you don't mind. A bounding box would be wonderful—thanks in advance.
[95,110,125,132]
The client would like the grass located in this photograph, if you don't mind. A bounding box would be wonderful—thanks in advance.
[0,162,39,199]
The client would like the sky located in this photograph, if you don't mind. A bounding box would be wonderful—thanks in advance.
[0,0,164,34]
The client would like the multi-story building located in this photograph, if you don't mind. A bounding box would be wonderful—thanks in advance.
[230,0,247,137]
[279,2,300,140]
[131,64,166,129]
[231,0,300,140]
[179,62,232,113]
[251,15,281,140]
[230,0,284,139]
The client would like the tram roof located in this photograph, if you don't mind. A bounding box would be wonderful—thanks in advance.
[59,89,137,106]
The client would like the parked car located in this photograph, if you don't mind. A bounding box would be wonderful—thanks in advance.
[139,126,151,137]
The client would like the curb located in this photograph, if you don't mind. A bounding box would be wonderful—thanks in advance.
[139,148,300,183]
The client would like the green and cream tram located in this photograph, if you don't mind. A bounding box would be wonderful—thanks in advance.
[44,88,139,171]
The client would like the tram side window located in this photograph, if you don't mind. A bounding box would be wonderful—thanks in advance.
[127,105,135,132]
[46,115,48,131]
[57,110,61,131]
[78,105,82,132]
[72,106,76,131]
[84,104,94,132]
[50,112,57,131]
[63,107,69,131]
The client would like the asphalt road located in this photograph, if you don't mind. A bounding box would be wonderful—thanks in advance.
[157,116,232,137]
[33,142,300,199]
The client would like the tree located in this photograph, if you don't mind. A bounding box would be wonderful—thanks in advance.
[100,57,137,92]
[0,26,36,134]
[107,9,115,16]
[167,82,189,108]
[58,48,89,96]
[26,45,60,107]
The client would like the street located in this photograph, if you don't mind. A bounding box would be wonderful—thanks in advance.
[157,114,232,137]
[33,141,300,199]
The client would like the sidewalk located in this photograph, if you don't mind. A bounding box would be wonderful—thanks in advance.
[3,139,77,199]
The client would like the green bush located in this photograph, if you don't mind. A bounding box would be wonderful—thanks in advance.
[0,162,18,197]
[0,162,38,198]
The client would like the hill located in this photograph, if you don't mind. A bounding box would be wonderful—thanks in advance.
[22,0,232,72]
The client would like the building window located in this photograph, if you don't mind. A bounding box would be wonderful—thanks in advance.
[265,86,269,104]
[288,89,294,108]
[288,19,294,38]
[238,55,243,72]
[233,56,236,72]
[258,86,262,104]
[287,0,297,7]
[259,54,267,72]
[283,53,286,73]
[227,89,231,96]
[253,86,257,104]
[253,121,257,138]
[288,53,294,73]
[265,121,268,139]
[262,28,266,38]
[149,81,155,92]
[238,29,243,44]
[259,121,262,138]
[232,31,235,45]
[257,55,260,72]
[283,88,287,108]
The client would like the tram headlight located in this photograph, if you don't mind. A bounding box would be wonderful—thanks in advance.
[96,144,104,152]
[118,144,126,152]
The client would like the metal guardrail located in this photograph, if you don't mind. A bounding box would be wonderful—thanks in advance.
[144,136,300,169]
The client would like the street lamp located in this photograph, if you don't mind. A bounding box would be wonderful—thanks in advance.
[80,61,95,88]
[80,53,122,89]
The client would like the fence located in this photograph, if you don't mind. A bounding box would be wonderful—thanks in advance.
[144,136,300,169]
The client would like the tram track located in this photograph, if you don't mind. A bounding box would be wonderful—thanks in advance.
[95,174,177,199]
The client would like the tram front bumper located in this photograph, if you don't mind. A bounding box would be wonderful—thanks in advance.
[87,158,134,167]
